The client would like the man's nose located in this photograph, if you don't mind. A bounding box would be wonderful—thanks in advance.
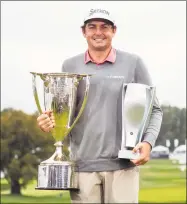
[95,27,102,35]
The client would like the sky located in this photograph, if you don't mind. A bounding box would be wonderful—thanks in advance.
[1,1,186,114]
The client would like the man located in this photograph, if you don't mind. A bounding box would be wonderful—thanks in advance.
[37,8,163,203]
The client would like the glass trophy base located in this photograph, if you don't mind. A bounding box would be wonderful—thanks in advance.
[36,162,78,190]
[118,149,140,160]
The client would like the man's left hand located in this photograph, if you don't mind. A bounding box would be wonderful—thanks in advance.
[130,142,152,166]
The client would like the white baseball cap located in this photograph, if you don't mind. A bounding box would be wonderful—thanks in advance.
[82,8,115,26]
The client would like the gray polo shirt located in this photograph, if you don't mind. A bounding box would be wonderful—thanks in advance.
[62,49,163,172]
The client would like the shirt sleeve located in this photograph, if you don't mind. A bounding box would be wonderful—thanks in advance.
[134,56,163,148]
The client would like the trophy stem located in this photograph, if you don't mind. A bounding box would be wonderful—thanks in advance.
[40,141,68,164]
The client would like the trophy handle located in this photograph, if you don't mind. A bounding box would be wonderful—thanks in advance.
[136,86,156,144]
[121,83,128,151]
[67,75,90,133]
[31,73,43,114]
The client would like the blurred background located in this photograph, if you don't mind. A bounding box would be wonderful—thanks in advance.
[1,1,186,203]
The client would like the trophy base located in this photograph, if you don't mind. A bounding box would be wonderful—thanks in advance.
[35,187,78,191]
[36,162,78,190]
[118,149,140,160]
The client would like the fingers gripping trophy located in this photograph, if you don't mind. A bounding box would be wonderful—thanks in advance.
[30,72,90,190]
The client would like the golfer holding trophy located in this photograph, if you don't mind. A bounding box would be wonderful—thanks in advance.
[34,8,163,204]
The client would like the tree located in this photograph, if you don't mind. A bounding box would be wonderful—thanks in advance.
[0,108,54,195]
[155,105,186,151]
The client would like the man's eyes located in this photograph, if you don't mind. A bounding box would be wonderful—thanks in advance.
[88,26,95,29]
[102,25,110,29]
[88,25,110,29]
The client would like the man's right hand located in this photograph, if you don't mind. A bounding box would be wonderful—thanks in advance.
[37,110,55,132]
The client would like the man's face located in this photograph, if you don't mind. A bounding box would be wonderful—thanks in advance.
[82,20,116,51]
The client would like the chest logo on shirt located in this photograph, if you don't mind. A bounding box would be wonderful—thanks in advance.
[106,75,125,79]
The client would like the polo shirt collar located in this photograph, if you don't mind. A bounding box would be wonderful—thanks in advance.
[84,48,116,64]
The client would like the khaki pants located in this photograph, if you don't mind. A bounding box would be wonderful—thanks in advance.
[70,166,139,203]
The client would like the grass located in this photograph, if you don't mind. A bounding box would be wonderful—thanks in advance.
[139,187,186,203]
[1,159,186,203]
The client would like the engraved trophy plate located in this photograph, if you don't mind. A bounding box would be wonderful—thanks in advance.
[37,163,78,190]
[30,72,90,190]
[118,83,155,160]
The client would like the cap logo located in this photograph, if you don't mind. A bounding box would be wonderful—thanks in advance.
[89,9,110,16]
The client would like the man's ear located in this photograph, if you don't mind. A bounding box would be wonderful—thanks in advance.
[81,27,86,38]
[113,26,117,34]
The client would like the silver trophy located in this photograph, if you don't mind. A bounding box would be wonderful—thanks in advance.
[30,72,90,190]
[118,83,156,160]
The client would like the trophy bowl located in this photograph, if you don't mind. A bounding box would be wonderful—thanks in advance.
[30,72,91,190]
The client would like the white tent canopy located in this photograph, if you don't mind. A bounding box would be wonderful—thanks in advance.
[152,145,169,153]
[170,144,186,164]
[173,145,186,154]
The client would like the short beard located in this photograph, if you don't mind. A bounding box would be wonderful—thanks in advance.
[88,43,110,52]
[93,46,107,51]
